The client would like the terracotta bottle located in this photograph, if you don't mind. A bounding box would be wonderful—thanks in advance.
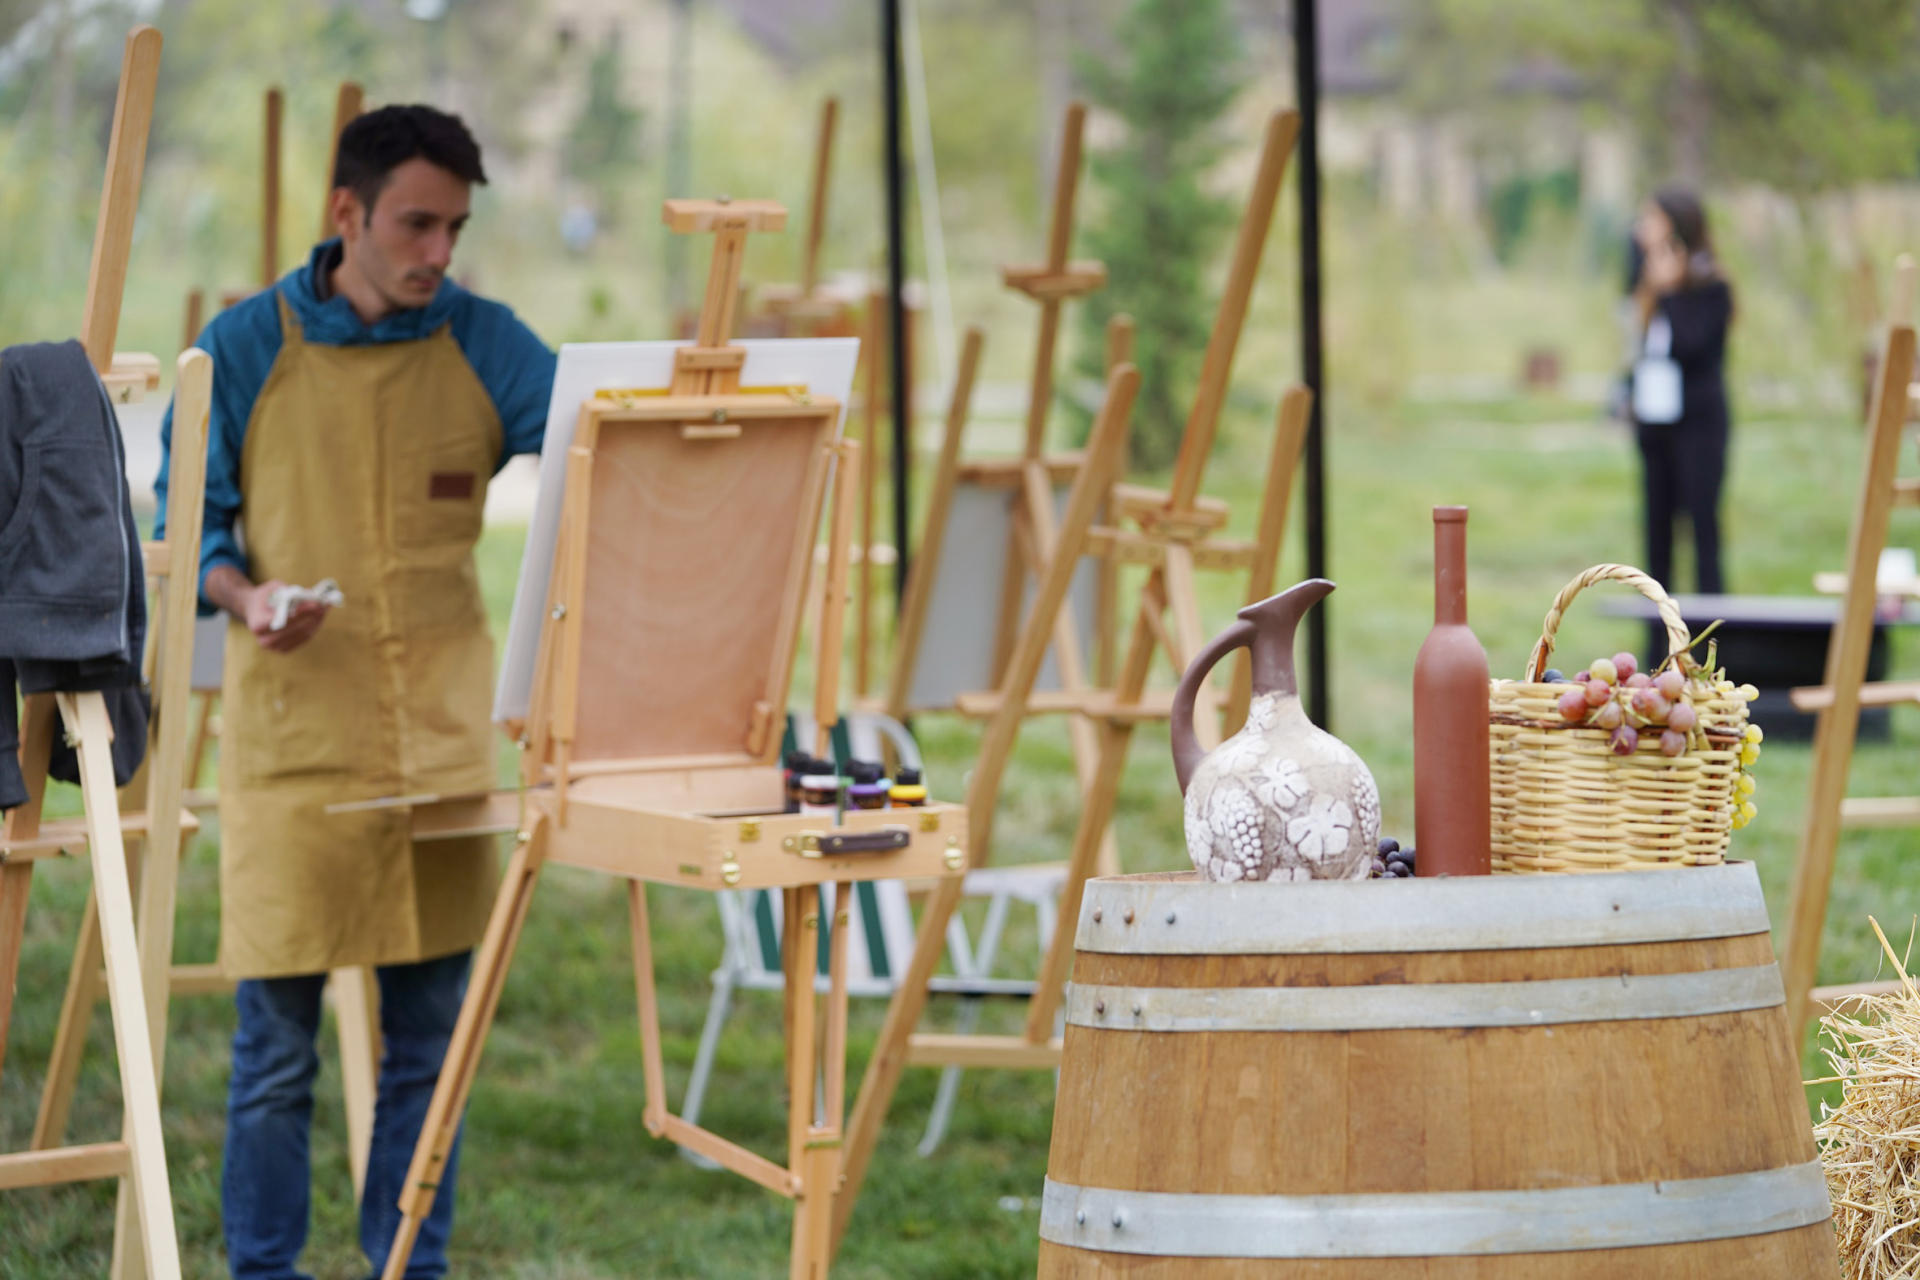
[1171,580,1380,882]
[1412,506,1491,876]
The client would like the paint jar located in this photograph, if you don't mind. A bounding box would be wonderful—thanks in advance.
[848,760,891,811]
[890,766,927,808]
[783,751,815,814]
[799,773,844,818]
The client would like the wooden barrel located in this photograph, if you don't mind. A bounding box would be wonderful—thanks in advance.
[1038,864,1837,1278]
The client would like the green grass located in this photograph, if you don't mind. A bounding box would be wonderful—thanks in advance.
[6,386,1920,1276]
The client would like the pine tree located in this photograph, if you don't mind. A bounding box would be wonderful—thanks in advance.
[564,32,643,221]
[1072,0,1247,471]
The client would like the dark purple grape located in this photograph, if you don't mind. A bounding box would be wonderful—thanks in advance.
[1370,857,1387,878]
[1542,668,1566,684]
[1391,862,1413,878]
[1377,837,1400,856]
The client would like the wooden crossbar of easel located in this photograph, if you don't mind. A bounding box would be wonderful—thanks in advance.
[833,108,1306,1253]
[0,27,192,1280]
[1781,314,1920,1031]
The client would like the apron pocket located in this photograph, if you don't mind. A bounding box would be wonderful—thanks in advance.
[227,628,384,784]
[394,458,487,551]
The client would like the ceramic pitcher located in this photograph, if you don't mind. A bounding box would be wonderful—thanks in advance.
[1170,580,1380,882]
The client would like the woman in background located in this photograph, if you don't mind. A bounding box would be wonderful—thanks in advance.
[1630,187,1734,594]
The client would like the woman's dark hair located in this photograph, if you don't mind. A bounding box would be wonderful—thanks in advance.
[1652,185,1720,287]
[1653,186,1711,257]
[332,104,488,220]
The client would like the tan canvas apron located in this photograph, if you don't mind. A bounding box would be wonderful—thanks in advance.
[218,294,502,978]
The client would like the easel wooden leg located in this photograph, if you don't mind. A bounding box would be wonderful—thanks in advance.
[834,875,963,1251]
[380,815,550,1280]
[0,694,58,1086]
[0,861,33,1084]
[328,966,381,1199]
[1023,588,1160,1044]
[1782,324,1918,1033]
[186,692,216,794]
[65,692,182,1280]
[1163,545,1223,753]
[33,879,105,1149]
[628,882,668,1134]
[1227,386,1311,733]
[784,882,831,1280]
[1019,460,1122,879]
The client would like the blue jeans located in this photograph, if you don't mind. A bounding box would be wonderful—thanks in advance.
[222,951,471,1280]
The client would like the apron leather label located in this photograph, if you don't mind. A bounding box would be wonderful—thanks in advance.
[429,470,476,500]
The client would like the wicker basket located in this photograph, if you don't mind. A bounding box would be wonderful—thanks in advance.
[1489,564,1752,873]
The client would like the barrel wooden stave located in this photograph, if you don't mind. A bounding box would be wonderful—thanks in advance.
[1038,1225,1840,1278]
[1038,870,1836,1278]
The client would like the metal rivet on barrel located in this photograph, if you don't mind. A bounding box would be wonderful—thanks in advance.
[1075,1209,1086,1226]
[1166,910,1177,924]
[1091,908,1103,923]
[1132,1003,1143,1017]
[1094,999,1106,1016]
[1112,1210,1125,1229]
[1123,908,1135,924]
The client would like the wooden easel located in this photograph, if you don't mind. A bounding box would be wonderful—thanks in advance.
[1780,316,1920,1033]
[378,198,965,1280]
[880,101,1121,868]
[38,75,387,1202]
[757,98,849,336]
[0,27,196,1280]
[752,96,914,701]
[833,107,1307,1251]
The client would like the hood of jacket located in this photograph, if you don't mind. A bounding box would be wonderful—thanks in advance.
[278,239,467,346]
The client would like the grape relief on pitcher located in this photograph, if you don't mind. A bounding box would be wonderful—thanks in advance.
[1171,581,1381,882]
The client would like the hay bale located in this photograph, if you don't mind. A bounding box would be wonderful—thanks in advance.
[1815,918,1920,1278]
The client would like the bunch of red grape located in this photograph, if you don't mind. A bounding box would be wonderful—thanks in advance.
[1545,651,1702,757]
[1542,651,1764,829]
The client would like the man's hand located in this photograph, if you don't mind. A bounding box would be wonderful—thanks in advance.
[205,565,331,654]
[246,580,330,652]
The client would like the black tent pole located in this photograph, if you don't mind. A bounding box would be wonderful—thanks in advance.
[1294,0,1330,727]
[882,0,911,603]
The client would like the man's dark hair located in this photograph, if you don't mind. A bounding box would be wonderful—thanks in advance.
[332,104,488,220]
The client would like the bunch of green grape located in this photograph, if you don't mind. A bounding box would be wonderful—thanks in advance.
[1542,652,1763,828]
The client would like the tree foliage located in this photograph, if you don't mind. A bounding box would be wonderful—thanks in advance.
[563,31,642,215]
[1070,0,1246,471]
[1413,0,1920,190]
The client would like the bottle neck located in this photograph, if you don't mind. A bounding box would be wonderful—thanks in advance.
[1434,519,1468,625]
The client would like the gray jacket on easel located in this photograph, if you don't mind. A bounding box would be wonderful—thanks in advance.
[0,339,149,811]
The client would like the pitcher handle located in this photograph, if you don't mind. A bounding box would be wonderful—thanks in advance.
[1170,618,1257,793]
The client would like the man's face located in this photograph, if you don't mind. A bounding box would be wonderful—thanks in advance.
[339,157,472,312]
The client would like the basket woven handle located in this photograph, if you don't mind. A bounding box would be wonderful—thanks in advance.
[1524,563,1692,681]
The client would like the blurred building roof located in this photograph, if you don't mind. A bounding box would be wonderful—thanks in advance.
[708,0,852,68]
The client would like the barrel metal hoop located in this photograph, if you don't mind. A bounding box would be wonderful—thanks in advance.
[1039,1160,1832,1258]
[1065,964,1784,1032]
[1076,862,1770,955]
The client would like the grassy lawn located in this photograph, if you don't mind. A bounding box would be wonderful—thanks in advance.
[5,385,1920,1276]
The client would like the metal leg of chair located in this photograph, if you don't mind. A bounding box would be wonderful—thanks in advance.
[677,972,735,1169]
[916,995,983,1157]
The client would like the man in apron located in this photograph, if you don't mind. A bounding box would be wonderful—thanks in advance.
[154,104,554,1280]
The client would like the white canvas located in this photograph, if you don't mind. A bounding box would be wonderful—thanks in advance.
[492,338,860,724]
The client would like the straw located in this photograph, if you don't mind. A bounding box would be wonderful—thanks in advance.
[1814,917,1920,1278]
